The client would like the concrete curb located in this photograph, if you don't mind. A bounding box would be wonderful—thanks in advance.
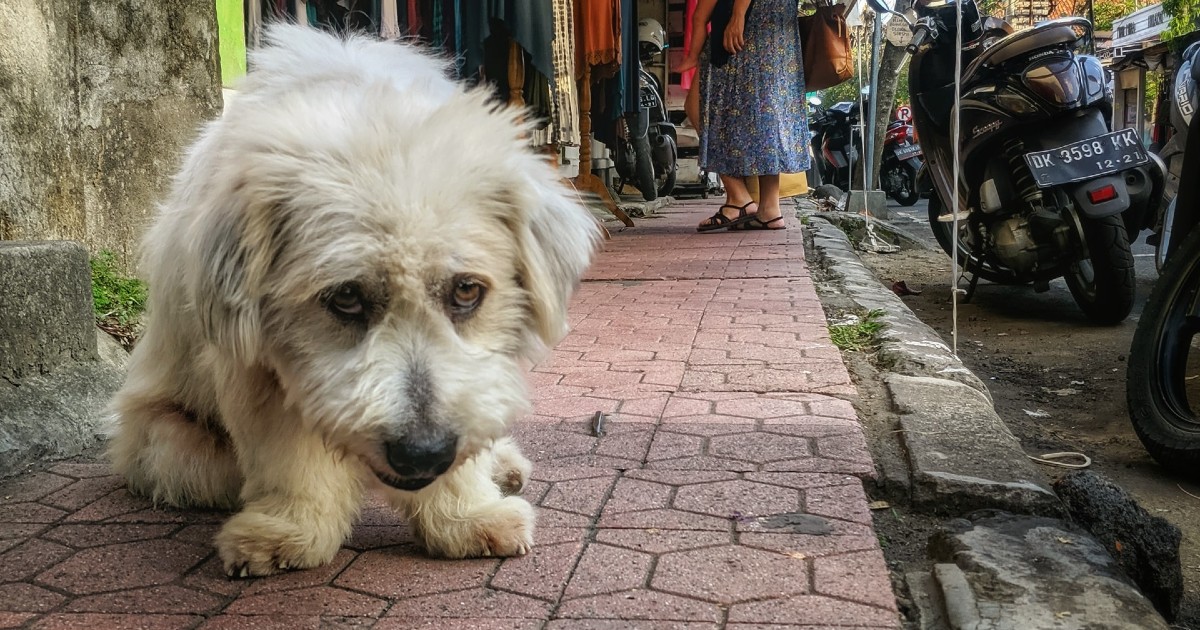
[801,207,1058,515]
[800,201,1171,628]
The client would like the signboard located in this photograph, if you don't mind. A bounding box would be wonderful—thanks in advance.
[886,17,913,47]
[1111,3,1170,50]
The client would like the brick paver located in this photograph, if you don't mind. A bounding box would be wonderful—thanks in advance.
[0,200,898,628]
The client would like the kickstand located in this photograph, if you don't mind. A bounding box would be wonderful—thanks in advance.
[958,259,981,304]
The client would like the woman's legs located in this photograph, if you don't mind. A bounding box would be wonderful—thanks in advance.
[756,174,782,221]
[698,173,792,230]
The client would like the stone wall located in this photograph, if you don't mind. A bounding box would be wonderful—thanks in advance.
[0,0,222,268]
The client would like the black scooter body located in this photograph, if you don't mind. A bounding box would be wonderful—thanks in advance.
[905,0,1161,323]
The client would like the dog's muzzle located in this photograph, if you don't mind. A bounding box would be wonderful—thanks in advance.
[380,428,459,491]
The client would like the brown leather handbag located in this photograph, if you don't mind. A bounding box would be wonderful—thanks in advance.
[798,0,853,91]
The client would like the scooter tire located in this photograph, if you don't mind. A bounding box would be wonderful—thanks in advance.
[656,135,678,198]
[892,165,921,206]
[633,134,657,202]
[1063,214,1135,325]
[1127,227,1200,478]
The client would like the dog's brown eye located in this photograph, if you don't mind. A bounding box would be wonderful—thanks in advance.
[327,285,365,318]
[449,277,485,316]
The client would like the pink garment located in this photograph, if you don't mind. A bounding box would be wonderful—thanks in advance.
[681,0,698,90]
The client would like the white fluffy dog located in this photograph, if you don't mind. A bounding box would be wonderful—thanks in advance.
[107,25,600,577]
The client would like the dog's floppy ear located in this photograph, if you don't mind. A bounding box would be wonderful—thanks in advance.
[512,177,602,353]
[187,175,284,365]
[192,207,265,364]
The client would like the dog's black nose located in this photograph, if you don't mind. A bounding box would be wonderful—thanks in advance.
[384,430,458,484]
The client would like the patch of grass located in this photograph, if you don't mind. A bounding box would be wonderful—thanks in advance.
[829,309,885,352]
[90,248,148,331]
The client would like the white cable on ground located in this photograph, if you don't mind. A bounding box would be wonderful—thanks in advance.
[1028,452,1093,469]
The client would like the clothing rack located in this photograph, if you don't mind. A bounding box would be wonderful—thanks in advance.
[574,65,634,227]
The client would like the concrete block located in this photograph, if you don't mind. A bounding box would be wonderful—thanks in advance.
[0,242,126,477]
[927,513,1169,629]
[886,374,1059,515]
[845,190,890,220]
[0,241,97,380]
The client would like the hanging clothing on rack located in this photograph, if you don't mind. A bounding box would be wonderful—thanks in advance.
[459,1,554,83]
[481,20,554,127]
[407,0,423,36]
[531,0,580,148]
[247,0,264,48]
[575,0,621,79]
[591,0,637,149]
[681,0,699,90]
[381,0,400,38]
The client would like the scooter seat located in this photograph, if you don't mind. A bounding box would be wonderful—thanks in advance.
[964,17,1088,78]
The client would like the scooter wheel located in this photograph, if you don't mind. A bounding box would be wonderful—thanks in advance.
[1128,227,1200,478]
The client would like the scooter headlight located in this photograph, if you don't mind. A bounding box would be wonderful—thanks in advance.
[1022,57,1083,108]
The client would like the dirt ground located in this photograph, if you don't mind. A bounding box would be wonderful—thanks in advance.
[848,222,1200,627]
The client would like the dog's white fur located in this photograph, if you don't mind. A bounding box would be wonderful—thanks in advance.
[107,25,600,577]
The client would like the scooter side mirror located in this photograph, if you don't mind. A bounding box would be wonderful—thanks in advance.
[868,0,902,17]
[865,0,915,26]
[864,0,893,14]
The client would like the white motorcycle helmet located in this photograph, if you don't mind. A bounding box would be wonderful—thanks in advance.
[638,18,667,60]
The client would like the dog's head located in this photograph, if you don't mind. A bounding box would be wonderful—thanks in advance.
[175,26,600,490]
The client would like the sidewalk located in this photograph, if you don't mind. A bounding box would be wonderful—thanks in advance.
[0,198,900,629]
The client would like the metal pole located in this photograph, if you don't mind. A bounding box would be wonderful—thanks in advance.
[866,6,884,191]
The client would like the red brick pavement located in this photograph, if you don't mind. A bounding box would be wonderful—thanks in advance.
[0,200,899,629]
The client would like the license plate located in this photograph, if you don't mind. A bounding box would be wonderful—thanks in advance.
[895,143,922,159]
[1023,128,1149,188]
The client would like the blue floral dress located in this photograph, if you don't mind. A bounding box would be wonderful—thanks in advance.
[699,0,810,177]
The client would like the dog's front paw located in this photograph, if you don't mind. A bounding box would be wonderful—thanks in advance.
[478,496,535,557]
[419,496,535,559]
[215,511,339,578]
[490,441,532,496]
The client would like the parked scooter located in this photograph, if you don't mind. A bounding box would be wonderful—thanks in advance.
[614,19,678,201]
[1126,40,1200,477]
[810,98,862,192]
[868,0,1162,324]
[1141,40,1200,270]
[880,109,923,206]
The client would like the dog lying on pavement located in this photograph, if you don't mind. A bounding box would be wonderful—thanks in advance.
[106,25,600,577]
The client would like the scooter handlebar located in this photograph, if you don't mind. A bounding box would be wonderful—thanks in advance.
[906,23,931,54]
[907,19,936,54]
